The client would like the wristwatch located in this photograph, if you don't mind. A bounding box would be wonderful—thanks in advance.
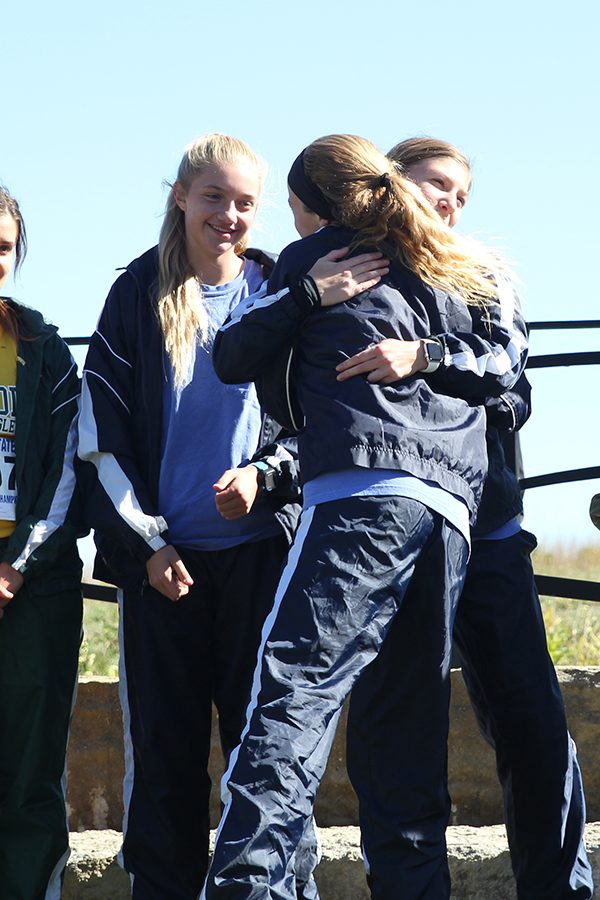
[421,338,444,374]
[252,460,277,493]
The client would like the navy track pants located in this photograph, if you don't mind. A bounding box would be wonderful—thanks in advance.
[202,495,468,899]
[347,528,594,899]
[0,556,82,900]
[118,534,312,900]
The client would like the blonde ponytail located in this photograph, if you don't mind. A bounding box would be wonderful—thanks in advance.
[303,135,505,307]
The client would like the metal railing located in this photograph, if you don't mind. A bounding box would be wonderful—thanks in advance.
[68,322,600,604]
[516,320,600,602]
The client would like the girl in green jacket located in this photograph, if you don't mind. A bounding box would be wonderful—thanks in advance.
[0,184,83,900]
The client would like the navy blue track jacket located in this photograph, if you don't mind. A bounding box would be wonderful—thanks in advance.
[77,246,301,587]
[213,226,528,524]
[474,372,532,537]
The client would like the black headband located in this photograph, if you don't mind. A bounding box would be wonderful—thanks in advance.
[287,150,334,221]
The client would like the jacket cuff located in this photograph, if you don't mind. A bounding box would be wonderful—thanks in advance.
[146,515,170,554]
[287,275,321,314]
[147,534,168,552]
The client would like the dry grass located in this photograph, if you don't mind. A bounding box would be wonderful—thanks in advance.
[533,544,600,665]
[79,598,119,678]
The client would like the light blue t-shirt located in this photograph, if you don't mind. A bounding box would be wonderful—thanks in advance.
[303,468,471,545]
[476,517,521,541]
[159,260,280,551]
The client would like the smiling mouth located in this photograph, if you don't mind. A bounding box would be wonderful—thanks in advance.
[208,223,237,237]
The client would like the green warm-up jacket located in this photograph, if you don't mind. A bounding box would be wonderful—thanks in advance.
[0,298,83,584]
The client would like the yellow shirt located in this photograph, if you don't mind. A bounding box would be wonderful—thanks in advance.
[0,329,17,538]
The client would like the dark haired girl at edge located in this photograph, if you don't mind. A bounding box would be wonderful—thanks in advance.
[0,185,83,898]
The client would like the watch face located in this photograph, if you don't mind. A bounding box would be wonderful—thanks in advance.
[263,470,277,492]
[422,340,443,373]
[427,341,443,363]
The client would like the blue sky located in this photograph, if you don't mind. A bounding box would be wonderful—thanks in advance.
[4,0,599,547]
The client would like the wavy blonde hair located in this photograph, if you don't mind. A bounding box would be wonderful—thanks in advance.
[302,134,503,306]
[158,134,265,387]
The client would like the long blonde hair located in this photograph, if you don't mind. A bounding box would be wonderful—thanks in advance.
[157,134,265,387]
[302,134,503,306]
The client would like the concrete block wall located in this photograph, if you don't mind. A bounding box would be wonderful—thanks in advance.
[66,667,600,832]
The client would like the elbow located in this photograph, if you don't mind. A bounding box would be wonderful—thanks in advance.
[212,354,252,385]
[212,335,253,385]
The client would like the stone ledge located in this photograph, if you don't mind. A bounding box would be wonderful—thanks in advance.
[67,667,600,831]
[63,823,600,899]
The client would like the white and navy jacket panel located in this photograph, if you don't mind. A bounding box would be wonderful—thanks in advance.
[77,256,170,574]
[426,274,528,401]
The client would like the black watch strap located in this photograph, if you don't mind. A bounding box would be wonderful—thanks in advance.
[253,461,277,492]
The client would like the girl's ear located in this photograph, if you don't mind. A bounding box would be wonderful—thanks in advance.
[172,182,186,212]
